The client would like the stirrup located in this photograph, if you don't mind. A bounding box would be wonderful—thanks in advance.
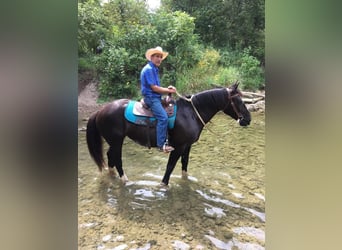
[159,144,174,153]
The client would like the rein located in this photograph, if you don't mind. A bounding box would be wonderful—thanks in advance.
[174,90,222,136]
[175,90,206,126]
[176,89,242,121]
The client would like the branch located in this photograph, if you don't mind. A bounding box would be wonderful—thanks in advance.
[242,97,264,104]
[241,91,265,98]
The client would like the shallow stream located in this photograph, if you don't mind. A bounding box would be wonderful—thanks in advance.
[78,112,265,250]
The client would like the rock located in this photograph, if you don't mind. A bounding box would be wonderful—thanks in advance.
[247,100,265,112]
[102,234,111,242]
[223,230,234,240]
[186,235,193,241]
[205,235,234,249]
[115,235,125,242]
[112,244,128,250]
[78,126,87,132]
[97,244,105,250]
[148,240,157,246]
[172,240,190,250]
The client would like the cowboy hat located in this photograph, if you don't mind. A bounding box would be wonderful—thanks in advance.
[145,46,169,61]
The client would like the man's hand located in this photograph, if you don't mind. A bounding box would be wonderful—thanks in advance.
[151,84,177,95]
[167,85,177,94]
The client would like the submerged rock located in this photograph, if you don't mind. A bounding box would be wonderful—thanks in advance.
[102,234,111,242]
[172,240,190,250]
[205,235,233,249]
[115,235,125,242]
[111,244,128,250]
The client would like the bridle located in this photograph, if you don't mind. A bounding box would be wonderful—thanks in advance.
[175,88,244,134]
[226,88,243,120]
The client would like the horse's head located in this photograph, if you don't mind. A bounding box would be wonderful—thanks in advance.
[223,82,251,127]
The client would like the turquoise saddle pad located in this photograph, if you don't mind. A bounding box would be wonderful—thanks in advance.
[124,100,177,129]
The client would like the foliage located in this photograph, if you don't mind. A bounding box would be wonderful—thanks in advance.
[78,0,265,100]
[79,56,96,72]
[178,48,220,93]
[95,8,200,99]
[214,67,241,87]
[196,48,221,75]
[94,46,139,100]
[238,47,264,90]
[175,47,264,93]
[78,0,111,56]
[150,11,200,84]
[163,0,264,62]
[103,0,149,28]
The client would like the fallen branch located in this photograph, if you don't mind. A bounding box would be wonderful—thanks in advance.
[242,97,264,104]
[241,91,265,98]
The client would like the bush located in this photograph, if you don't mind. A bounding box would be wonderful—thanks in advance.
[218,49,241,67]
[175,67,215,94]
[94,46,140,100]
[238,47,264,90]
[196,48,220,76]
[214,67,241,87]
[78,57,95,72]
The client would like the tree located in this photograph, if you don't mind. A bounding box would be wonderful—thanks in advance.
[150,11,200,81]
[78,0,111,56]
[163,0,264,61]
[103,0,150,29]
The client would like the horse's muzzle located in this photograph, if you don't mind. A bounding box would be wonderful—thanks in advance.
[238,117,250,127]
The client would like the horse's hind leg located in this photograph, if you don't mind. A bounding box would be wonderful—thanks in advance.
[181,145,191,178]
[107,140,128,183]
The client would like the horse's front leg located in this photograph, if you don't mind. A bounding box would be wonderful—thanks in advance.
[181,145,192,179]
[161,148,182,186]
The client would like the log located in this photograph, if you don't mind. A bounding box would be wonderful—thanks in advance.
[241,91,265,98]
[242,97,264,104]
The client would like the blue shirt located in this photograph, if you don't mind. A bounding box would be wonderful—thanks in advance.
[140,61,161,99]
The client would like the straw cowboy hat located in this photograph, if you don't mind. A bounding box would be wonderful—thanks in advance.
[145,46,169,61]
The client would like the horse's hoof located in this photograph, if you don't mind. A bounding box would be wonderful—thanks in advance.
[181,170,188,179]
[125,181,134,186]
[121,174,129,183]
[159,182,170,190]
[108,168,116,177]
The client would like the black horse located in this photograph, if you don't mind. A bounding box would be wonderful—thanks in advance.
[86,83,251,185]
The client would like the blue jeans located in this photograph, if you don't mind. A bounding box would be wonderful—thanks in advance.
[144,97,168,148]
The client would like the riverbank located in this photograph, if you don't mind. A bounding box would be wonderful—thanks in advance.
[78,71,264,122]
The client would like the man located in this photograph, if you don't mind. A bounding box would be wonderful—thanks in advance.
[140,46,177,153]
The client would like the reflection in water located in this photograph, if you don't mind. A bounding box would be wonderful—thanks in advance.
[204,203,226,218]
[233,227,265,242]
[78,112,265,249]
[196,189,241,208]
[205,234,265,250]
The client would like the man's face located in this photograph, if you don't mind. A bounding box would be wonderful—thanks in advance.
[151,53,163,67]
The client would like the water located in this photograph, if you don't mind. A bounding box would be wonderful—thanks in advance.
[78,112,265,249]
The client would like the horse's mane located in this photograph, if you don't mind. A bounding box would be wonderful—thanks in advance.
[196,88,227,109]
[175,88,227,110]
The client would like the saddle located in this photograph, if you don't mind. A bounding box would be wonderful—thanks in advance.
[133,96,175,117]
[124,96,177,149]
[124,96,177,129]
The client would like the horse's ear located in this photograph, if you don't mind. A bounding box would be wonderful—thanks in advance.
[234,81,240,90]
[230,80,239,90]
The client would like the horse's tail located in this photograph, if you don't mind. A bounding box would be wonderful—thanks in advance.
[86,112,105,171]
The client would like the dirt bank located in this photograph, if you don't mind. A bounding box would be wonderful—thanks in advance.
[78,71,103,122]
